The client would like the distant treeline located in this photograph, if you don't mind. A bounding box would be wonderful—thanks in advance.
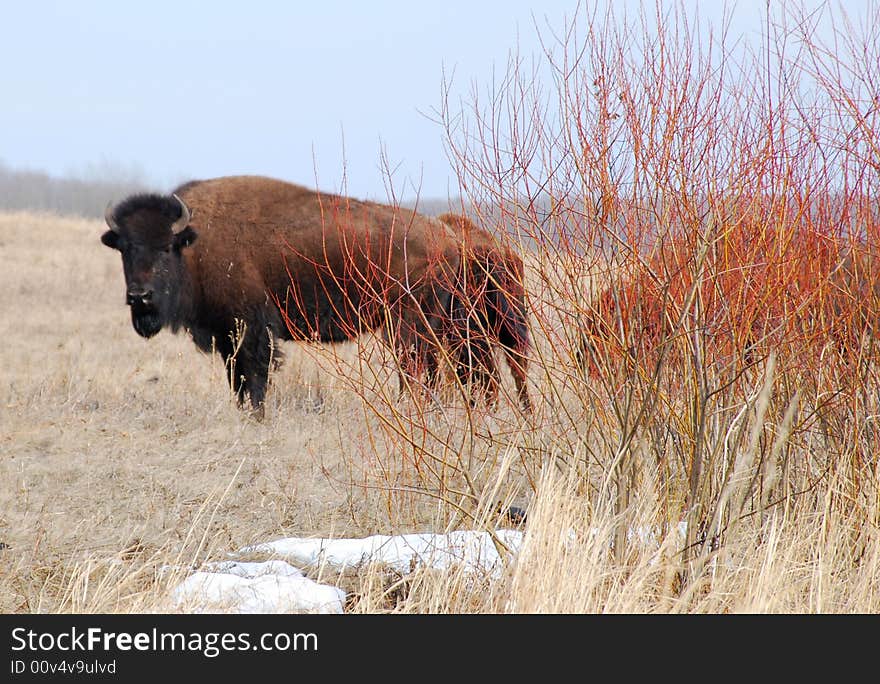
[0,161,700,251]
[0,162,152,218]
[0,161,471,220]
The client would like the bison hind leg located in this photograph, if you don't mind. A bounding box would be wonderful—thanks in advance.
[504,347,531,413]
[498,321,532,414]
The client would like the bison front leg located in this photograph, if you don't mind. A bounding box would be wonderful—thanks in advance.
[219,320,273,420]
[215,332,249,409]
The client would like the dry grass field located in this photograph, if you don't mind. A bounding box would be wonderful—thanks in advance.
[2,209,880,613]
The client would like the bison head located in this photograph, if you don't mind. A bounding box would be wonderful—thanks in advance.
[101,193,197,338]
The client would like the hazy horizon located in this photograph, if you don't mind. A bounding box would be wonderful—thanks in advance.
[2,1,868,201]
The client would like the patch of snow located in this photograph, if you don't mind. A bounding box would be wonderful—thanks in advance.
[236,529,524,578]
[170,560,345,614]
[170,522,689,613]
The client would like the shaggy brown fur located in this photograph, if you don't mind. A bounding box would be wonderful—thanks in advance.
[102,175,461,418]
[436,212,531,412]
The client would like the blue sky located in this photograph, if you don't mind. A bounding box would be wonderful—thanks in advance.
[0,1,867,199]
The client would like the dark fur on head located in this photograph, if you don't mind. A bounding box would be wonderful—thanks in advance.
[112,193,183,223]
[101,193,198,340]
[102,193,197,250]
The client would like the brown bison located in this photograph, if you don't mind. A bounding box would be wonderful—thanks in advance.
[436,213,532,412]
[101,175,461,418]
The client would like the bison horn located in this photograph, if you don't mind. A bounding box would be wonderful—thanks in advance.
[104,202,121,233]
[170,194,192,234]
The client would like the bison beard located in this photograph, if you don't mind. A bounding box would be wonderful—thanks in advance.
[130,303,163,338]
[102,175,518,419]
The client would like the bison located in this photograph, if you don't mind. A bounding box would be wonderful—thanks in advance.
[436,213,532,412]
[101,175,462,418]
